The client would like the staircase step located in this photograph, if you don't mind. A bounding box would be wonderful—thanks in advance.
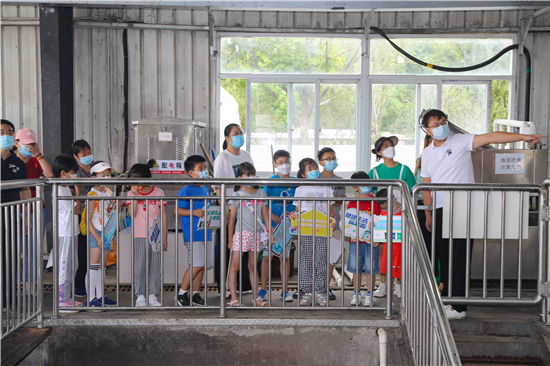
[455,334,539,359]
[451,320,530,337]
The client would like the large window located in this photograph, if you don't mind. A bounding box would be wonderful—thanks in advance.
[218,34,513,174]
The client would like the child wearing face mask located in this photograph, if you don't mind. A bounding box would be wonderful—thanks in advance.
[292,158,336,307]
[83,161,117,309]
[346,171,381,307]
[227,162,272,307]
[176,155,213,307]
[126,163,168,307]
[52,154,83,312]
[318,147,346,301]
[258,150,296,303]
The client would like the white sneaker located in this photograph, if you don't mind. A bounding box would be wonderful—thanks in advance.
[363,292,376,306]
[317,293,328,306]
[300,293,312,306]
[444,305,466,319]
[374,283,386,298]
[149,295,161,307]
[350,292,361,305]
[394,284,402,299]
[136,294,146,307]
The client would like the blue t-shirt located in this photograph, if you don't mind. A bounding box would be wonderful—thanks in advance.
[177,185,213,242]
[263,175,297,226]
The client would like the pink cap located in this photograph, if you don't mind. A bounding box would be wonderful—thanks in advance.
[15,128,37,144]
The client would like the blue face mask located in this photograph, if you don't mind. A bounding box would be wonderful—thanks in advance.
[1,135,14,150]
[307,170,320,179]
[198,170,209,178]
[230,135,244,149]
[360,186,373,194]
[20,145,32,157]
[431,124,449,140]
[79,154,94,166]
[324,160,338,172]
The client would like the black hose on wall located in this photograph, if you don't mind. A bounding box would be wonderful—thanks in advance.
[371,26,532,121]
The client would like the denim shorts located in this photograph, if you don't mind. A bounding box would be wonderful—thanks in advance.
[347,242,380,274]
[89,230,114,251]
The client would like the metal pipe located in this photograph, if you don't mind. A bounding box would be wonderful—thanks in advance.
[160,198,165,307]
[312,201,316,309]
[465,191,471,298]
[386,186,393,319]
[190,199,194,307]
[52,184,59,318]
[145,199,150,306]
[482,191,488,299]
[500,192,506,299]
[219,184,227,318]
[36,186,43,329]
[448,191,454,298]
[175,201,179,305]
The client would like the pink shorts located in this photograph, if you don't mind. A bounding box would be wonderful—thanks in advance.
[232,231,263,252]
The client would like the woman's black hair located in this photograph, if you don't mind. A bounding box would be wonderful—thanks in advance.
[72,139,91,157]
[233,162,258,192]
[222,123,242,151]
[298,158,317,177]
[90,160,105,177]
[296,169,305,179]
[317,147,335,161]
[351,171,370,180]
[52,154,79,178]
[127,163,152,178]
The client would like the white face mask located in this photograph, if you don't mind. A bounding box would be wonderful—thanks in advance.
[69,174,77,179]
[277,163,291,175]
[382,146,395,159]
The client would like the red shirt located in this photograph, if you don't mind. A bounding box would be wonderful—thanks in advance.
[347,195,381,243]
[25,157,45,209]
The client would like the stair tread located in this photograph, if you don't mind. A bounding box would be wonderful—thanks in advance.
[454,334,536,343]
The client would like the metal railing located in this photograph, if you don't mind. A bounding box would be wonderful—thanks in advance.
[412,184,547,309]
[401,185,462,366]
[1,180,44,339]
[1,177,461,365]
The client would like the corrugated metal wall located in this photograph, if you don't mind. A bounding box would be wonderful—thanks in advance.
[1,5,42,146]
[2,5,550,168]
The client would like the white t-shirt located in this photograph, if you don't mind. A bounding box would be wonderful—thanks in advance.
[88,187,115,232]
[421,134,475,209]
[213,149,254,197]
[293,186,334,215]
[55,186,79,237]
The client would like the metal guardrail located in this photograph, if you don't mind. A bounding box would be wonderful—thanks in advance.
[1,180,45,340]
[412,184,547,308]
[1,177,461,365]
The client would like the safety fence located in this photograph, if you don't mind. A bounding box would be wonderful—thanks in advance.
[1,177,463,365]
[1,180,45,339]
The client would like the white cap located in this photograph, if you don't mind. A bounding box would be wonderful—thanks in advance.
[90,162,113,175]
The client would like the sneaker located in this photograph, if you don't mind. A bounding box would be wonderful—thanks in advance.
[240,289,253,294]
[328,289,336,301]
[99,296,117,307]
[350,291,362,306]
[258,289,268,301]
[74,288,87,298]
[363,291,376,306]
[136,294,146,307]
[177,292,190,306]
[281,291,293,302]
[192,292,205,306]
[149,295,161,307]
[444,305,466,320]
[374,283,387,298]
[383,302,396,315]
[394,284,402,299]
[300,293,312,306]
[83,298,104,312]
[293,291,299,299]
[59,298,83,313]
[317,293,328,306]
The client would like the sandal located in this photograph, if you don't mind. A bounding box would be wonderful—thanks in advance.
[227,300,240,307]
[254,297,268,307]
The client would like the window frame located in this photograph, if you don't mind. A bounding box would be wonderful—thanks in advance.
[216,32,516,175]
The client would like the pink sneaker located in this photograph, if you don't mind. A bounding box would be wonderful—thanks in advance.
[59,298,83,313]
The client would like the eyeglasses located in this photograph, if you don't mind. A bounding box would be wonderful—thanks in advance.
[275,160,291,166]
[427,120,448,130]
[0,130,14,136]
[320,157,337,162]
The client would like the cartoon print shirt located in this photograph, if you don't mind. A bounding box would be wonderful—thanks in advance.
[229,188,268,233]
[126,187,167,238]
[88,187,116,232]
[263,174,297,226]
[293,186,334,215]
